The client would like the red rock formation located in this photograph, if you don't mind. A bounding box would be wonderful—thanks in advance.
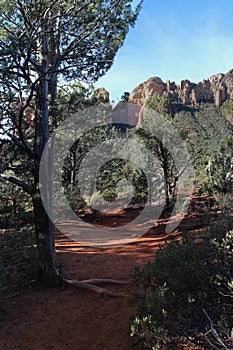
[129,77,166,106]
[94,87,110,103]
[129,69,233,109]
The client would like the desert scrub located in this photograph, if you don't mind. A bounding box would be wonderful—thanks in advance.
[130,230,233,349]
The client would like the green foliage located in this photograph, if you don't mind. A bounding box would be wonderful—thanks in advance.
[131,315,170,350]
[0,0,142,200]
[62,126,118,209]
[88,191,104,207]
[0,1,142,83]
[213,230,233,256]
[102,190,118,202]
[221,99,233,122]
[0,0,143,282]
[0,226,37,296]
[146,92,172,118]
[204,226,233,349]
[97,158,148,205]
[206,137,233,194]
[215,192,233,217]
[174,103,233,193]
[88,190,117,207]
[121,91,130,102]
[64,184,86,212]
[96,158,127,193]
[57,82,111,121]
[134,98,178,209]
[130,223,233,349]
[63,126,150,211]
[0,179,33,228]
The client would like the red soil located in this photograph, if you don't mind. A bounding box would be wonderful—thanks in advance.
[0,206,217,350]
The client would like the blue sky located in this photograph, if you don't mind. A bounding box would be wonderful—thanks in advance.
[95,0,233,102]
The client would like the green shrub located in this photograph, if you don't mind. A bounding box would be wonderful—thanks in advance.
[88,191,104,207]
[0,226,37,296]
[64,185,86,212]
[130,229,233,349]
[88,190,118,207]
[203,229,233,349]
[102,190,117,202]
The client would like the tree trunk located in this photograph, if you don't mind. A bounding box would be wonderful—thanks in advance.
[164,177,170,209]
[161,160,170,210]
[33,191,59,286]
[33,86,59,285]
[33,16,59,285]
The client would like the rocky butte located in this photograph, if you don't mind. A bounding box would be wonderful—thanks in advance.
[128,69,233,108]
[96,69,233,126]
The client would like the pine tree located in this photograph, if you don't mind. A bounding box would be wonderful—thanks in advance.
[0,0,142,293]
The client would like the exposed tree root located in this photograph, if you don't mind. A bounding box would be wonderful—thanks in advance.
[80,279,129,285]
[0,292,20,299]
[62,278,129,297]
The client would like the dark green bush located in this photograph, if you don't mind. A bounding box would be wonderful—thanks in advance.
[102,190,117,202]
[130,229,233,349]
[0,226,37,296]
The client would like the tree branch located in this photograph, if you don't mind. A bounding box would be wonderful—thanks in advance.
[0,172,33,195]
[56,2,115,66]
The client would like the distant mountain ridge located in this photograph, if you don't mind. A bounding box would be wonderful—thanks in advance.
[128,69,233,108]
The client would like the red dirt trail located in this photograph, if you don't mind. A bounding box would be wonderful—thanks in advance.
[0,207,216,350]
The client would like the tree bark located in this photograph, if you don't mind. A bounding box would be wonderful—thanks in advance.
[33,192,59,286]
[33,15,59,286]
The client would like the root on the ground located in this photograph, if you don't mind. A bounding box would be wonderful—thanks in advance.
[62,278,129,297]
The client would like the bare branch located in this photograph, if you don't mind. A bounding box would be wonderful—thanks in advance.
[203,309,233,350]
[219,289,233,298]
